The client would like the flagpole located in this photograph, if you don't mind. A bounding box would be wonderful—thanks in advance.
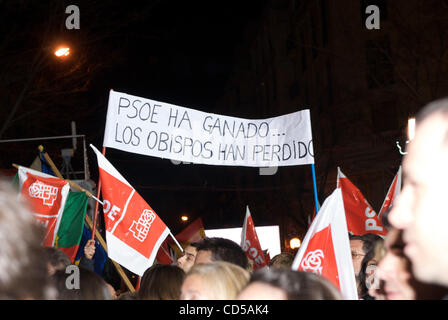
[13,162,101,206]
[169,231,184,254]
[91,146,106,240]
[311,164,320,213]
[31,146,136,292]
[84,214,136,292]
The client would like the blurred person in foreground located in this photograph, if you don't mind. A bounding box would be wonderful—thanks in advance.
[0,179,55,299]
[52,267,112,300]
[370,210,448,300]
[389,98,448,295]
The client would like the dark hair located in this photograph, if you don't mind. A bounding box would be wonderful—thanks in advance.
[52,267,111,300]
[269,253,294,269]
[249,268,341,300]
[356,233,384,298]
[0,180,55,299]
[138,264,185,300]
[195,237,248,269]
[43,247,72,272]
[118,291,139,300]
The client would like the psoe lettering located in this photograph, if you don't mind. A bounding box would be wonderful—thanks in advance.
[117,97,161,123]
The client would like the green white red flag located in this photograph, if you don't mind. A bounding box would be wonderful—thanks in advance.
[91,144,170,276]
[54,192,88,262]
[17,166,70,247]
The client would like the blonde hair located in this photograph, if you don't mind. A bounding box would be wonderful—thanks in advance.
[187,261,250,299]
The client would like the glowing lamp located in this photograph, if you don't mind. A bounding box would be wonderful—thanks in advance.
[289,237,301,249]
[55,47,70,57]
[408,117,415,141]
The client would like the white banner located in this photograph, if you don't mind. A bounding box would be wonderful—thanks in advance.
[103,90,314,167]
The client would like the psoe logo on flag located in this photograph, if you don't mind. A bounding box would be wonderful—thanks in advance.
[28,180,59,207]
[129,209,156,242]
[300,249,324,275]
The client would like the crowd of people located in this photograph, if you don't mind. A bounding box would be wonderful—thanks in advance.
[2,98,448,300]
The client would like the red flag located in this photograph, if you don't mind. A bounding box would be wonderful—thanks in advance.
[241,206,268,270]
[156,240,177,265]
[175,217,206,245]
[337,167,386,236]
[157,217,205,264]
[91,145,170,276]
[378,166,402,221]
[18,166,70,247]
[292,188,358,299]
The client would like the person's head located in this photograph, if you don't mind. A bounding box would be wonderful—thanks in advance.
[52,266,111,300]
[389,98,448,287]
[359,234,384,297]
[42,247,72,276]
[349,233,384,297]
[106,283,117,300]
[118,291,139,300]
[177,243,198,273]
[181,261,250,300]
[0,179,55,299]
[366,238,387,300]
[194,237,249,270]
[237,268,342,300]
[138,264,185,300]
[269,253,294,269]
[349,235,365,276]
[376,211,448,300]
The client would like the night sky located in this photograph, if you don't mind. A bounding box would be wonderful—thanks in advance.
[0,0,274,234]
[2,1,445,250]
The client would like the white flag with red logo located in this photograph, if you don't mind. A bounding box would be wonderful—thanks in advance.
[17,166,70,247]
[337,167,386,237]
[91,145,170,276]
[291,188,358,300]
[378,166,402,221]
[241,206,268,271]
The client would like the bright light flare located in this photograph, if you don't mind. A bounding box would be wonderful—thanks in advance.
[289,237,301,249]
[54,47,70,57]
[408,117,415,141]
[181,215,189,222]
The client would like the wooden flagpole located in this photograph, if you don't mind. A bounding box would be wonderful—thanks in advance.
[30,146,136,292]
[91,146,106,240]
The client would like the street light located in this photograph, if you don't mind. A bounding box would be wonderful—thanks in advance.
[407,117,415,141]
[54,47,70,57]
[289,237,301,249]
[181,215,189,222]
[396,117,416,155]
